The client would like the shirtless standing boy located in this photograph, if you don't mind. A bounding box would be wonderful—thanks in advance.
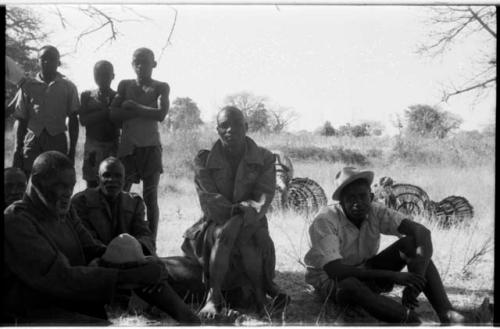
[79,60,119,188]
[110,48,169,244]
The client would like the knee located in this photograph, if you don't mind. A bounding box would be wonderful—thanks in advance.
[336,277,366,305]
[215,226,239,246]
[397,236,417,259]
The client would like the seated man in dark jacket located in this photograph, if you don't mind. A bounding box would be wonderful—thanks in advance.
[2,151,199,325]
[71,157,155,255]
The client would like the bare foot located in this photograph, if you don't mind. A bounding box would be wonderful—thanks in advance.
[198,298,220,320]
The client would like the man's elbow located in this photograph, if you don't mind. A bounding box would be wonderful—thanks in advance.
[157,110,167,122]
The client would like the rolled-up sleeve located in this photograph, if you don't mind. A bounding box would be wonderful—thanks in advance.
[305,211,343,269]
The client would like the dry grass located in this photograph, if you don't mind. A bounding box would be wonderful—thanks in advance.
[3,126,494,325]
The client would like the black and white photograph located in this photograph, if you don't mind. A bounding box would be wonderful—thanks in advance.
[3,3,495,325]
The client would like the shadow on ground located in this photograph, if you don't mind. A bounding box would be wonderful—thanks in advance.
[109,270,493,326]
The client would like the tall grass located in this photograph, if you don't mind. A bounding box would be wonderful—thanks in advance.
[3,124,494,324]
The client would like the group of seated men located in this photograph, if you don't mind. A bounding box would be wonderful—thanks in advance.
[3,105,488,325]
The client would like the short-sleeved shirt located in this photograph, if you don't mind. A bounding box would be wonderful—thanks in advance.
[80,89,119,142]
[13,73,79,136]
[114,79,168,157]
[304,202,406,289]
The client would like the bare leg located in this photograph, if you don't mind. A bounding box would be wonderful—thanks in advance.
[336,277,421,324]
[198,216,243,318]
[143,173,160,243]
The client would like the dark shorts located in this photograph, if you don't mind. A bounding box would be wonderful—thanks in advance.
[23,130,67,174]
[120,145,163,184]
[82,138,118,181]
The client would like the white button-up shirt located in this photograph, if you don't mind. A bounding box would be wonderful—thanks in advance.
[304,202,407,289]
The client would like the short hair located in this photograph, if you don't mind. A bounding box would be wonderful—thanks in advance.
[39,45,60,59]
[94,60,114,73]
[217,106,246,124]
[31,151,74,186]
[4,167,27,180]
[98,156,124,174]
[133,47,155,60]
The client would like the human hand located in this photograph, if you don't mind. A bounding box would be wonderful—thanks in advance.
[239,202,258,226]
[402,286,420,309]
[392,272,426,291]
[88,257,100,267]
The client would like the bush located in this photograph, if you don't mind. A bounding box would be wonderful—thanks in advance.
[271,145,369,166]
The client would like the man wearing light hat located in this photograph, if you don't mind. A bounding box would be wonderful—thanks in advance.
[304,167,474,324]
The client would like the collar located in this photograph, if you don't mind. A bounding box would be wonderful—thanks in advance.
[206,136,264,169]
[335,203,370,231]
[35,72,64,85]
[85,187,134,212]
[24,179,59,219]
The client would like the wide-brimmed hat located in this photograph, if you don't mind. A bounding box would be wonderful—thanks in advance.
[101,233,147,266]
[332,167,374,201]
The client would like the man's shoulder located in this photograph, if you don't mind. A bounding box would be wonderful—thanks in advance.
[246,137,275,162]
[117,79,136,89]
[311,205,342,226]
[58,74,78,89]
[4,201,36,229]
[121,190,143,202]
[151,79,169,90]
[71,188,100,206]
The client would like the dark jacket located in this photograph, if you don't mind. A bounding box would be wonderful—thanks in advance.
[3,185,118,318]
[182,136,277,292]
[71,187,155,255]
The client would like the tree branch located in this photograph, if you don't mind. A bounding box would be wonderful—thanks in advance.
[468,6,497,38]
[158,6,178,62]
[443,78,496,102]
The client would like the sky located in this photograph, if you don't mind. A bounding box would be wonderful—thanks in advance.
[13,4,496,134]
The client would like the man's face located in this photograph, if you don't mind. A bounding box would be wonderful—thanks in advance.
[40,169,76,216]
[94,66,114,90]
[98,162,124,198]
[4,171,27,206]
[132,52,155,80]
[39,48,59,77]
[340,180,373,222]
[217,110,248,149]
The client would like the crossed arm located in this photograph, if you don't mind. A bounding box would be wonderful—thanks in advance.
[110,81,170,124]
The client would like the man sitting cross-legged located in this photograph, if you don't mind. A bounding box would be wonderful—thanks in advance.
[182,106,289,319]
[304,167,488,324]
[71,157,155,256]
[2,151,199,325]
[71,156,206,313]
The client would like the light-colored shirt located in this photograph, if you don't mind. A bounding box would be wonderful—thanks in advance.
[13,73,79,136]
[304,202,407,289]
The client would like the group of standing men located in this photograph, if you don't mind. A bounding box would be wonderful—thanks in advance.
[3,45,487,325]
